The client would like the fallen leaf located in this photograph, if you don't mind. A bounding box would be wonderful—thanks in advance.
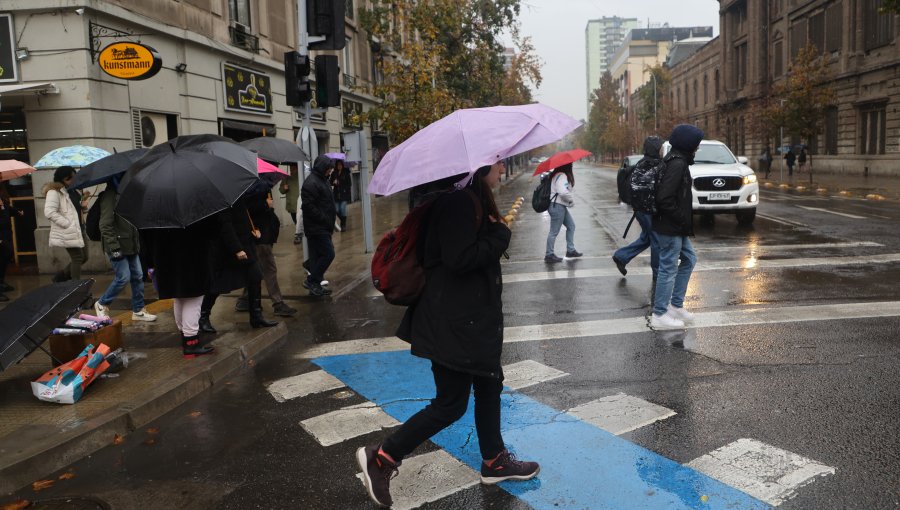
[146,427,159,435]
[58,472,76,480]
[0,500,31,510]
[143,438,156,446]
[32,479,54,491]
[112,434,124,445]
[188,411,202,418]
[247,359,256,366]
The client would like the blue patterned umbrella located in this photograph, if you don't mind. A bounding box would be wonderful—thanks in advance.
[34,145,112,169]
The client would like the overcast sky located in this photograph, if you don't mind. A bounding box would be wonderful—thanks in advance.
[510,0,720,120]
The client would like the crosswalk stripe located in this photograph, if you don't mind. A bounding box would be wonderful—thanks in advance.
[300,403,400,447]
[502,360,568,390]
[295,301,900,359]
[687,438,835,506]
[567,393,677,435]
[796,205,867,219]
[267,370,345,402]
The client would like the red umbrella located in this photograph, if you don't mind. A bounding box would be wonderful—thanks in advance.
[533,149,592,176]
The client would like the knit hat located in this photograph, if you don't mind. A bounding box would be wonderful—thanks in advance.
[668,124,704,153]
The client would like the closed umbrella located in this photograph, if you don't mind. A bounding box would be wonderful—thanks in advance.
[532,149,592,176]
[368,103,581,196]
[0,160,36,182]
[69,148,149,189]
[240,137,308,164]
[34,145,111,168]
[115,135,259,229]
[0,280,93,371]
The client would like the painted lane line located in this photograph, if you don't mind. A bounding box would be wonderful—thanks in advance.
[796,205,866,219]
[687,438,835,506]
[566,393,677,435]
[316,351,770,510]
[756,213,811,228]
[355,449,480,510]
[295,300,900,359]
[266,370,345,402]
[502,252,900,284]
[502,360,569,390]
[299,403,400,447]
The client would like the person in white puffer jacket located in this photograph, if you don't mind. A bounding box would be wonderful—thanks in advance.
[544,163,582,263]
[43,166,87,280]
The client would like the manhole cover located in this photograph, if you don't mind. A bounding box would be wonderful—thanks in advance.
[31,497,110,510]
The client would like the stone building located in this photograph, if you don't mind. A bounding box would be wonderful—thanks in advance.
[666,0,898,173]
[0,0,384,272]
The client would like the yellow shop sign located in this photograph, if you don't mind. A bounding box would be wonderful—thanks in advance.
[98,42,162,80]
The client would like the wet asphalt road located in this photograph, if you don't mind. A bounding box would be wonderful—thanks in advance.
[6,164,899,510]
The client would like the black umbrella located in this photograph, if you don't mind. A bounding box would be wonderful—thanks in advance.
[69,148,149,190]
[240,136,307,164]
[0,280,93,370]
[115,135,260,229]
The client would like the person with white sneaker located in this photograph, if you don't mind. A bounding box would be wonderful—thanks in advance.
[93,176,156,323]
[650,124,702,330]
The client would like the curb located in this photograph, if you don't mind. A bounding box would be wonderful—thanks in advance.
[0,323,287,493]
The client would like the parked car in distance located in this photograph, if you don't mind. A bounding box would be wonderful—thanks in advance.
[662,140,759,226]
[620,154,643,172]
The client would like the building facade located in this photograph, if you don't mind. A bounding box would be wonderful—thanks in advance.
[0,0,384,272]
[585,16,638,113]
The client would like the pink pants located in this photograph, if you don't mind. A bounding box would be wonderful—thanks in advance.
[173,296,204,336]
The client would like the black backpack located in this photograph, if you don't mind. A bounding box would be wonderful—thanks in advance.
[617,163,634,205]
[531,174,556,213]
[628,157,666,214]
[84,199,102,242]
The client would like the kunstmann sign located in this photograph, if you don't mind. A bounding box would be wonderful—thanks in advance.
[222,63,272,116]
[98,42,162,80]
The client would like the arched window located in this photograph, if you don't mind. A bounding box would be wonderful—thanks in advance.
[703,75,709,105]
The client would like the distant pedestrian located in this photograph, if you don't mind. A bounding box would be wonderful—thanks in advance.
[544,163,582,263]
[650,124,702,330]
[330,159,352,231]
[356,163,539,509]
[143,217,217,358]
[301,155,337,296]
[43,166,89,282]
[279,163,302,244]
[759,146,773,179]
[0,184,23,302]
[798,147,808,173]
[784,147,796,176]
[93,176,157,322]
[612,136,662,278]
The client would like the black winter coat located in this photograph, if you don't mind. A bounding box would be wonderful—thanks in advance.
[142,218,216,298]
[301,171,337,235]
[653,150,694,237]
[330,168,353,203]
[397,190,512,378]
[209,200,262,294]
[0,196,18,243]
[246,189,281,245]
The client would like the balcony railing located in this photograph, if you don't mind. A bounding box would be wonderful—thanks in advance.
[229,25,260,53]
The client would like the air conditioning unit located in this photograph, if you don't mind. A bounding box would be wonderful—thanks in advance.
[132,110,169,148]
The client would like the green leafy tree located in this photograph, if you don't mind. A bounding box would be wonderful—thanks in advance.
[634,65,679,139]
[880,0,899,13]
[582,71,633,160]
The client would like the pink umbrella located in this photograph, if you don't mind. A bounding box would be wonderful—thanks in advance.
[257,158,289,179]
[368,103,581,196]
[0,160,36,182]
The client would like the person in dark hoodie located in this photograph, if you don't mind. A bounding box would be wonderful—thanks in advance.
[0,184,23,302]
[301,155,337,296]
[651,124,702,330]
[613,136,663,278]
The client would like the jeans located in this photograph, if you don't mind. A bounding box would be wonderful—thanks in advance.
[382,361,505,462]
[652,234,696,316]
[98,254,145,312]
[545,203,576,256]
[335,200,348,218]
[306,232,335,284]
[613,210,659,277]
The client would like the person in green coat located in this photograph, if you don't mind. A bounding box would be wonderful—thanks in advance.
[93,175,157,322]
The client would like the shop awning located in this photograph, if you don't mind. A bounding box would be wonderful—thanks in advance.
[0,82,59,96]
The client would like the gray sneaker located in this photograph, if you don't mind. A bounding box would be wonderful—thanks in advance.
[272,302,297,316]
[356,445,398,508]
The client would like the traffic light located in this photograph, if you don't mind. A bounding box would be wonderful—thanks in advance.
[284,51,312,106]
[307,0,345,50]
[315,55,341,107]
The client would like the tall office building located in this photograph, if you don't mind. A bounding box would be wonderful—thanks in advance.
[585,16,639,114]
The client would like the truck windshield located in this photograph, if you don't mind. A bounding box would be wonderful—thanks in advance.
[692,144,737,164]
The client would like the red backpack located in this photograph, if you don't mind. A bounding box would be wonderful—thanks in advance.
[372,190,482,306]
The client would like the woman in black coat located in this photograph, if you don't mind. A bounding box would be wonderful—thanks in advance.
[356,163,540,508]
[199,195,278,333]
[330,159,352,231]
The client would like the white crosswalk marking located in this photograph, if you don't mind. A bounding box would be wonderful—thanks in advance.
[267,370,345,402]
[566,393,677,435]
[687,438,835,506]
[300,403,400,447]
[502,360,569,390]
[356,449,480,510]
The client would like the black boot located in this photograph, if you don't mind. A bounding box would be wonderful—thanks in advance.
[339,215,347,231]
[250,299,278,328]
[198,310,217,334]
[182,334,214,359]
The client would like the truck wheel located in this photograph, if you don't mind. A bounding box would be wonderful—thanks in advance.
[736,209,756,226]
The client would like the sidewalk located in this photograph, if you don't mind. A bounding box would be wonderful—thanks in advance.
[0,167,528,493]
[760,170,900,201]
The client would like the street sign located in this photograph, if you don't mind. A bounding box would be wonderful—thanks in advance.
[98,42,162,81]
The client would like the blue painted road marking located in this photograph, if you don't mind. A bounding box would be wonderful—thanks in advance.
[314,350,772,510]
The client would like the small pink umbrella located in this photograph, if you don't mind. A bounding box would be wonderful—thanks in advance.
[0,160,37,182]
[257,158,289,179]
[368,103,581,196]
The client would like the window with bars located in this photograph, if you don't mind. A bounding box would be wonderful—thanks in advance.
[773,39,784,76]
[864,0,894,51]
[735,43,748,89]
[703,75,708,105]
[858,104,886,155]
[826,2,843,52]
[693,80,698,109]
[790,18,807,59]
[809,11,825,53]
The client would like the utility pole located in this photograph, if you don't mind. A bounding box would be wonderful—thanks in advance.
[779,98,786,182]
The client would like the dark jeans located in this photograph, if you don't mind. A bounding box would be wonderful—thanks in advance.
[305,232,335,284]
[0,237,12,282]
[382,361,505,462]
[613,210,659,277]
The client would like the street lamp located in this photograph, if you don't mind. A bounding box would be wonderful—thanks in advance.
[779,98,786,182]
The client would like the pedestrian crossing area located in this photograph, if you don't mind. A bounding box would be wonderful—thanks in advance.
[267,356,834,509]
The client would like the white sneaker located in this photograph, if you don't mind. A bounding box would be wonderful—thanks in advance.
[320,280,329,286]
[650,312,685,330]
[94,300,110,319]
[132,309,157,322]
[667,306,695,323]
